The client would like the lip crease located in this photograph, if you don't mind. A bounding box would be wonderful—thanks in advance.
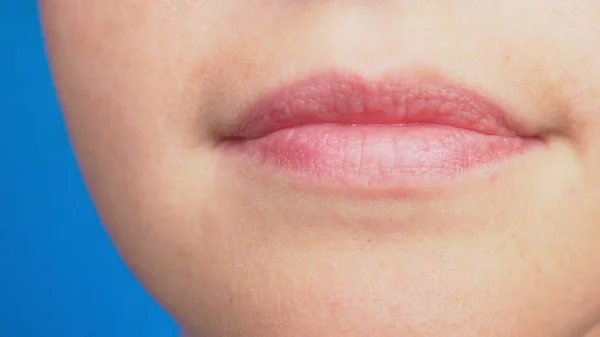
[218,71,542,188]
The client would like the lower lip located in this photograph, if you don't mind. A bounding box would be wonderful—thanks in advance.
[220,124,538,187]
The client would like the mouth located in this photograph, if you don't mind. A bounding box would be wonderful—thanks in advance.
[218,71,544,190]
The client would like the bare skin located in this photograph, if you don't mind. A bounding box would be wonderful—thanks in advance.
[41,1,600,336]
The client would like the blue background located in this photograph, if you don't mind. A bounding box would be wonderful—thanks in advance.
[0,2,179,336]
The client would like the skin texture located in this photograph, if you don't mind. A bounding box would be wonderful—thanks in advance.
[40,1,600,336]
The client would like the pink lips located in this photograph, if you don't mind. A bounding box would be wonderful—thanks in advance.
[219,72,541,188]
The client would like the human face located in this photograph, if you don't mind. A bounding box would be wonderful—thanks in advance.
[41,1,600,336]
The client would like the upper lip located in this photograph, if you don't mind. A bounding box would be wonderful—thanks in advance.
[224,71,530,140]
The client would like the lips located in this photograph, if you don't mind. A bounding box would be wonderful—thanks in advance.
[218,72,542,188]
